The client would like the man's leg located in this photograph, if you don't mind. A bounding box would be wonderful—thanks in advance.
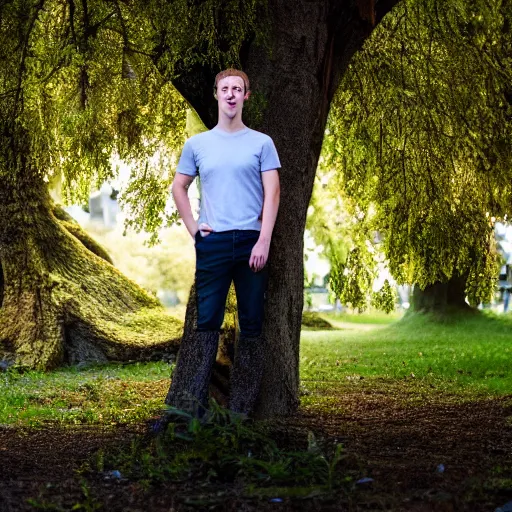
[166,232,233,416]
[230,231,268,415]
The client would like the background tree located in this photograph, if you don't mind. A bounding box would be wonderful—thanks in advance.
[0,0,199,368]
[323,0,512,314]
[306,171,350,287]
[89,223,196,306]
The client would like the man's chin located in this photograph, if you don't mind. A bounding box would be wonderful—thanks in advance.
[222,108,238,118]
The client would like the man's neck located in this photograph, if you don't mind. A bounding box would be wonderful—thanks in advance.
[216,114,245,133]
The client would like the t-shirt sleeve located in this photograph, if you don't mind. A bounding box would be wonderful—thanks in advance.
[260,137,281,172]
[176,139,198,176]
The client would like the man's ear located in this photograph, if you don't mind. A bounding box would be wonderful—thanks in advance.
[244,91,251,100]
[213,87,218,100]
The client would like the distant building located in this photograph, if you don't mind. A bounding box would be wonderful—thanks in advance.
[88,183,120,229]
[496,222,512,312]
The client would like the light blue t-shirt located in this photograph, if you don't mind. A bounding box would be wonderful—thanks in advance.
[176,126,280,232]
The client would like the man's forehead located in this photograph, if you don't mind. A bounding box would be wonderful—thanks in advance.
[217,75,245,87]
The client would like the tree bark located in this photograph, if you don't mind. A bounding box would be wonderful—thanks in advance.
[242,0,400,417]
[0,261,4,309]
[168,0,400,417]
[0,176,182,369]
[411,275,472,314]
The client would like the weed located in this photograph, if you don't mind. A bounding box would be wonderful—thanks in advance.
[25,498,64,511]
[25,480,101,512]
[104,401,348,494]
[74,480,102,511]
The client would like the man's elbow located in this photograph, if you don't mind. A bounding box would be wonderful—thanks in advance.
[171,179,186,198]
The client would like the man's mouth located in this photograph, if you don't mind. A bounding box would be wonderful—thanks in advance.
[227,101,236,107]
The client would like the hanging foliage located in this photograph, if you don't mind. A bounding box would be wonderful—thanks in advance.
[322,0,512,306]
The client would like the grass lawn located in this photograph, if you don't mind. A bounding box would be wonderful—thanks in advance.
[1,311,510,427]
[301,311,512,400]
[0,361,172,426]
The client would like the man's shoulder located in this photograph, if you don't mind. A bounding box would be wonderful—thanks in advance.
[186,129,214,146]
[248,128,274,146]
[246,128,274,143]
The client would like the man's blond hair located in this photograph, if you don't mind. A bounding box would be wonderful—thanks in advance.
[214,68,250,94]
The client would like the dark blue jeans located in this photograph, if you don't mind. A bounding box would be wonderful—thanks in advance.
[194,230,268,337]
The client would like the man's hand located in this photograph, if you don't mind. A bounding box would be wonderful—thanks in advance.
[197,222,213,238]
[249,237,270,272]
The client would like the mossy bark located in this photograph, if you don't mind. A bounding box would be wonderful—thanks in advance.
[0,261,4,309]
[0,180,182,370]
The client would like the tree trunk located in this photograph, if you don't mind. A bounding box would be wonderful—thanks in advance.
[168,0,400,417]
[0,177,182,369]
[0,261,4,309]
[245,0,401,417]
[411,275,473,314]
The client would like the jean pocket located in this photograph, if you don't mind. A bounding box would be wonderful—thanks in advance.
[195,230,214,244]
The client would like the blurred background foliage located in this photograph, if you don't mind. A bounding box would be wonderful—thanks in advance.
[87,221,195,316]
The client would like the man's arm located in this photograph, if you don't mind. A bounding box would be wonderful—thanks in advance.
[249,170,280,272]
[171,173,199,238]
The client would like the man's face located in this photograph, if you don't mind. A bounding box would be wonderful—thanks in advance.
[216,75,249,119]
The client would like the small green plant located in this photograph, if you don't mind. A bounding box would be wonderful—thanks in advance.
[25,480,101,512]
[104,401,347,494]
[73,480,102,511]
[25,498,64,511]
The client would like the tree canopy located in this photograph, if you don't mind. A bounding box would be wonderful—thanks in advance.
[0,0,268,239]
[322,0,512,307]
[0,0,265,368]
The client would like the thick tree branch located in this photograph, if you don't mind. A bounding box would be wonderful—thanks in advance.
[13,0,46,121]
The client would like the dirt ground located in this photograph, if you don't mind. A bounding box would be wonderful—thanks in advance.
[1,387,511,511]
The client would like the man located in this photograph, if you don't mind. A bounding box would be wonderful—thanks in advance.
[165,68,280,416]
